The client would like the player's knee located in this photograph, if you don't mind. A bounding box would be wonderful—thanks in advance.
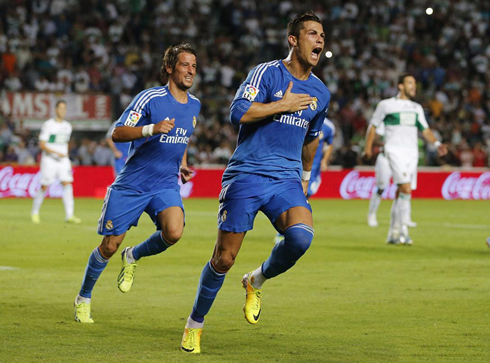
[284,223,314,257]
[162,226,183,244]
[212,253,236,273]
[100,236,121,258]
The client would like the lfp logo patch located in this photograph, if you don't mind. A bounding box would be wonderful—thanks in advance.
[242,85,259,102]
[124,110,142,127]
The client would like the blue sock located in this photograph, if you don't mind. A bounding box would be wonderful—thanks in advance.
[79,247,109,298]
[262,223,314,279]
[132,231,171,260]
[190,261,226,323]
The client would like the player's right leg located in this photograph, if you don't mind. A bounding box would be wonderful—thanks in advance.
[75,187,149,322]
[182,178,256,353]
[31,185,48,223]
[75,234,126,323]
[182,230,245,353]
[397,183,413,245]
[32,154,54,223]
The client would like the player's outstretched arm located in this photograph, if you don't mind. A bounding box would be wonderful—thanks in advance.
[239,82,313,124]
[112,119,175,142]
[422,128,448,156]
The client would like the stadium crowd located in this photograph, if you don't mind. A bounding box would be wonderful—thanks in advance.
[0,0,489,167]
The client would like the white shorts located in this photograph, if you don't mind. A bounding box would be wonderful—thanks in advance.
[385,148,418,190]
[375,153,392,190]
[40,156,73,185]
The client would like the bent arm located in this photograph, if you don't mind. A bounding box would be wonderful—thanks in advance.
[364,124,377,158]
[39,141,65,157]
[422,128,448,156]
[237,101,289,124]
[302,137,320,174]
[112,125,147,142]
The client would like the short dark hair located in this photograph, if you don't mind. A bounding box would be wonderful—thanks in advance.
[398,73,415,85]
[160,43,196,81]
[55,100,66,108]
[287,12,322,48]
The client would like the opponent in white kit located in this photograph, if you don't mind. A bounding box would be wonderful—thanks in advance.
[31,100,81,224]
[364,74,447,244]
[366,122,416,228]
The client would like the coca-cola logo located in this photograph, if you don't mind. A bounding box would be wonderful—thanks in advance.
[442,172,490,200]
[339,170,396,200]
[0,166,63,198]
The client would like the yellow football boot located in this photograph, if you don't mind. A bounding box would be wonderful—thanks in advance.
[74,298,94,323]
[118,247,137,293]
[181,326,202,354]
[242,272,262,324]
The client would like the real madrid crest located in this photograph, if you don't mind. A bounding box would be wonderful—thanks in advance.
[193,116,197,128]
[310,97,318,111]
[221,210,227,222]
[105,220,113,230]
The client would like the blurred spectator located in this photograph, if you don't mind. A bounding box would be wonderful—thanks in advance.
[93,139,113,166]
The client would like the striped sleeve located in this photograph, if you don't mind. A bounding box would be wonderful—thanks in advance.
[229,61,279,124]
[116,87,168,128]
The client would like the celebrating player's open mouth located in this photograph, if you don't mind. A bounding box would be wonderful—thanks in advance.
[311,47,322,61]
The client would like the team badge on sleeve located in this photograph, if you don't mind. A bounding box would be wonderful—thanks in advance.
[193,116,197,128]
[310,97,318,111]
[243,85,259,102]
[124,110,142,127]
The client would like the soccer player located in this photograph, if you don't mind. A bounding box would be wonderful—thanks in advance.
[74,43,200,323]
[364,73,447,244]
[367,124,417,228]
[181,13,330,354]
[105,120,130,176]
[31,100,81,224]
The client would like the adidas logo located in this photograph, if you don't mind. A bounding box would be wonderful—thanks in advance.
[274,90,283,98]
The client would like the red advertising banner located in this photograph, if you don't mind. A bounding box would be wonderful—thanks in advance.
[2,92,112,130]
[0,166,489,200]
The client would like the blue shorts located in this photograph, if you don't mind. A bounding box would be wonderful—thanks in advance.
[217,174,312,233]
[97,186,184,236]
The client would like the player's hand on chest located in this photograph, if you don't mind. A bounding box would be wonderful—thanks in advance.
[277,81,314,115]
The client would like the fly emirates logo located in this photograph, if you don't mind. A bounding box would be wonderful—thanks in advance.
[159,127,190,144]
[272,110,310,129]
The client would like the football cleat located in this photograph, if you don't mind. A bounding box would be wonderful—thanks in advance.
[74,298,94,323]
[386,228,400,245]
[66,216,82,224]
[118,247,137,293]
[367,213,379,227]
[181,326,202,354]
[242,272,262,324]
[31,214,40,224]
[399,225,413,246]
[407,220,417,228]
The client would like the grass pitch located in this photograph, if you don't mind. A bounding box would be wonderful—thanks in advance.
[1,197,489,362]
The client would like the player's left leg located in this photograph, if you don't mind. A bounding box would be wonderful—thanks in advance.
[119,191,185,293]
[60,159,81,223]
[396,183,412,245]
[61,182,81,223]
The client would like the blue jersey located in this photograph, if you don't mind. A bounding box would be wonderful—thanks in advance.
[224,60,330,184]
[112,86,201,193]
[311,118,335,174]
